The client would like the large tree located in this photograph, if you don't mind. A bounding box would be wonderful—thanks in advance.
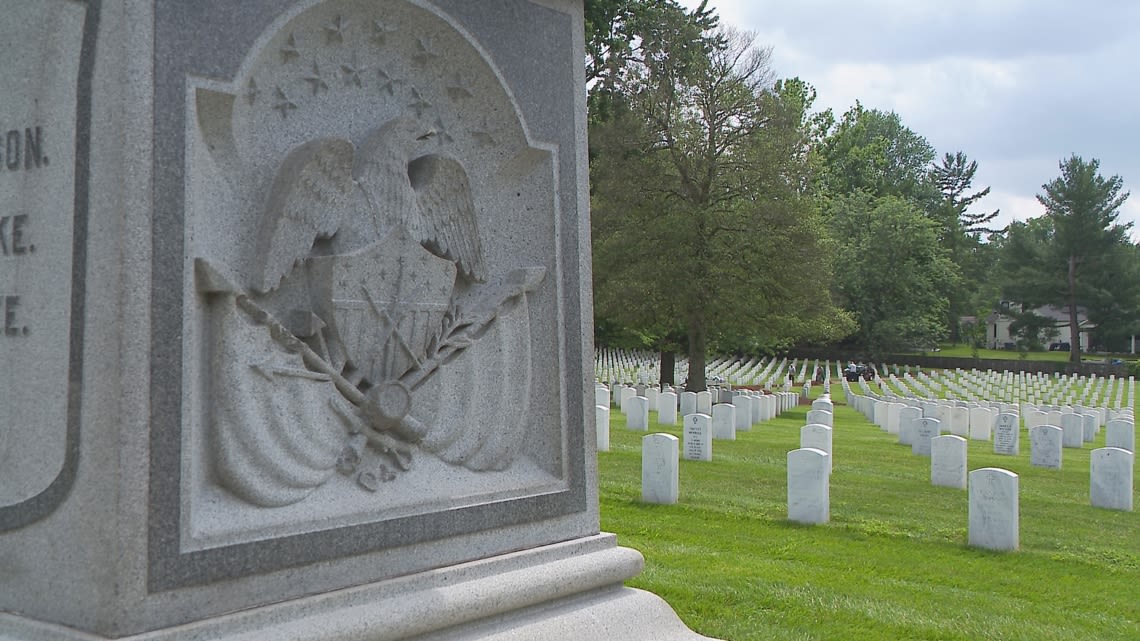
[929,151,1002,342]
[1003,155,1134,363]
[815,103,937,205]
[826,193,959,359]
[590,20,851,390]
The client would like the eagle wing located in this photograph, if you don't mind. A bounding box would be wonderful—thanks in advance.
[408,154,487,283]
[253,138,358,293]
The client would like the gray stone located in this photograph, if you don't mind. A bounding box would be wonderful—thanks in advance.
[1081,412,1098,443]
[787,448,830,524]
[968,468,1019,551]
[642,434,679,504]
[0,2,716,639]
[657,391,679,426]
[711,403,736,440]
[1090,447,1134,511]
[1029,425,1062,469]
[931,435,967,489]
[993,413,1020,455]
[912,418,941,456]
[683,414,713,462]
[597,405,611,452]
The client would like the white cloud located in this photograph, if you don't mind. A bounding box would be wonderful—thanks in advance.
[676,0,1140,242]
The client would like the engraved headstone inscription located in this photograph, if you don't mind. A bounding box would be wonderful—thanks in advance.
[0,2,718,640]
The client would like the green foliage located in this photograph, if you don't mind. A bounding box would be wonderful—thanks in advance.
[826,193,959,359]
[814,103,937,204]
[600,391,1140,640]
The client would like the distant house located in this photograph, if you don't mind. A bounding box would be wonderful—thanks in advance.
[985,302,1094,351]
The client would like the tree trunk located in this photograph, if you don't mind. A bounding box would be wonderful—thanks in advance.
[686,313,707,392]
[659,350,675,387]
[1067,253,1081,364]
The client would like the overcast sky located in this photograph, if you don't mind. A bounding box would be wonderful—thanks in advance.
[680,0,1140,236]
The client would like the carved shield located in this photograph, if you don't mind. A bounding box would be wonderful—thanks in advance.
[308,229,457,387]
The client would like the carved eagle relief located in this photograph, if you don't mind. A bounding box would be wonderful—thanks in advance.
[254,115,487,296]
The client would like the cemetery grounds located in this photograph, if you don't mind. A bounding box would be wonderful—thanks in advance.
[598,372,1140,640]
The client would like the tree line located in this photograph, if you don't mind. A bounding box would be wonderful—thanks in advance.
[586,0,1137,388]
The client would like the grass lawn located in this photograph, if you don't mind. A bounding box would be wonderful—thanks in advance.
[599,388,1140,640]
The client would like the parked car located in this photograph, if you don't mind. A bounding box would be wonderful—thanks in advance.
[1049,342,1071,351]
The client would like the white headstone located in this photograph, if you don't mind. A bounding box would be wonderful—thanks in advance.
[968,468,1019,551]
[1029,425,1062,469]
[1106,419,1135,452]
[873,401,890,430]
[696,390,713,415]
[1090,447,1134,511]
[711,403,736,440]
[679,391,697,417]
[619,386,636,412]
[645,387,660,413]
[800,424,834,473]
[811,398,834,413]
[805,409,833,428]
[733,395,753,431]
[968,406,994,441]
[787,448,830,524]
[626,396,650,431]
[885,402,904,435]
[1060,414,1083,449]
[912,418,941,456]
[682,414,713,462]
[750,393,763,424]
[1081,412,1098,443]
[596,405,610,452]
[898,406,922,446]
[948,406,969,437]
[931,435,968,489]
[595,386,610,409]
[641,434,679,504]
[657,391,678,426]
[993,413,1020,455]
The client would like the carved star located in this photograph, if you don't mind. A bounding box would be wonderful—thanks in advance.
[407,86,432,117]
[372,19,398,46]
[446,74,474,101]
[273,86,297,118]
[412,37,440,65]
[303,62,329,95]
[245,78,260,104]
[341,54,367,87]
[280,32,300,63]
[377,67,402,95]
[325,15,348,43]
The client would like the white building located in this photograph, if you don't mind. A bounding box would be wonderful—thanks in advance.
[985,303,1094,351]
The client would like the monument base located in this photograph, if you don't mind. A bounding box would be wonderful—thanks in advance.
[0,534,716,641]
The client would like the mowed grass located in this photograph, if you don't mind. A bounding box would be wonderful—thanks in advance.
[598,389,1140,641]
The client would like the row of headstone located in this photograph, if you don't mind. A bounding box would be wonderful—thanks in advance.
[846,385,1135,513]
